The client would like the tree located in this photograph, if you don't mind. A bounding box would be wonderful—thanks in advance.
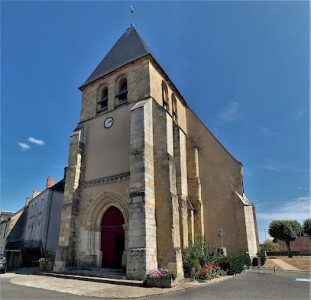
[268,220,302,258]
[302,218,311,238]
[260,239,279,252]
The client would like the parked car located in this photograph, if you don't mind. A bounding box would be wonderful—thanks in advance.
[0,254,7,273]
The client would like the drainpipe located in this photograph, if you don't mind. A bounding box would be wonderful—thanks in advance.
[44,190,54,256]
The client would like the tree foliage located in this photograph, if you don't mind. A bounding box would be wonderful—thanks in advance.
[302,218,311,238]
[268,220,302,257]
[260,239,279,252]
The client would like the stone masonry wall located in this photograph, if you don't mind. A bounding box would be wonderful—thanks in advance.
[80,58,150,123]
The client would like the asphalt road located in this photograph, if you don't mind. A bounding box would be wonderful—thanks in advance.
[0,269,310,300]
[150,270,311,300]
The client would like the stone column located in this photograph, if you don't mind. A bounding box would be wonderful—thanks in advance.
[153,102,184,279]
[173,124,189,250]
[127,99,158,280]
[186,139,204,241]
[122,223,129,272]
[54,125,85,272]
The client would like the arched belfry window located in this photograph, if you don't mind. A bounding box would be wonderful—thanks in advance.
[115,78,128,106]
[162,81,169,110]
[172,93,177,121]
[97,87,108,112]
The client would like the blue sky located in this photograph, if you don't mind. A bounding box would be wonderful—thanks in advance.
[1,1,309,243]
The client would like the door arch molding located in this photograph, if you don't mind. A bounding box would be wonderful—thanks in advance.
[85,191,129,268]
[86,191,129,229]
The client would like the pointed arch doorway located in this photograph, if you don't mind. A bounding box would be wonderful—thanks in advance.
[101,206,125,268]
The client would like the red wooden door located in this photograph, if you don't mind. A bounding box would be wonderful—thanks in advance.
[101,206,125,268]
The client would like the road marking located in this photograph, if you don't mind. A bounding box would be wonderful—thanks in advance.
[295,278,311,282]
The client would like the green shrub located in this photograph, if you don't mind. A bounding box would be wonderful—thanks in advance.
[216,253,251,275]
[182,239,218,277]
[257,251,266,266]
[260,239,279,252]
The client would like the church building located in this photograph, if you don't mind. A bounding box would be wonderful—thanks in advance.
[54,25,259,280]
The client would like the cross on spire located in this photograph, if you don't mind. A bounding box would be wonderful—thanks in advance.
[130,5,134,26]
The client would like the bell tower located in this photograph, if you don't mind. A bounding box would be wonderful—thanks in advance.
[54,25,184,279]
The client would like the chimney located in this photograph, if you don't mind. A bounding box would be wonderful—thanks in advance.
[64,167,68,180]
[46,176,55,188]
[25,197,32,206]
[32,190,42,198]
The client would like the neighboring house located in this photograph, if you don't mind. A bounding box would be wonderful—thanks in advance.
[6,176,65,268]
[0,212,15,253]
[54,25,259,280]
[277,235,311,255]
[5,207,29,268]
[24,179,64,258]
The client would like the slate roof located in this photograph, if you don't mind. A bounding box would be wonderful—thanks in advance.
[6,207,28,244]
[81,25,153,88]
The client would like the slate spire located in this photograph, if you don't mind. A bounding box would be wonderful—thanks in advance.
[81,25,153,88]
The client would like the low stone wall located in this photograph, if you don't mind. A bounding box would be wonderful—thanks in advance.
[266,251,301,256]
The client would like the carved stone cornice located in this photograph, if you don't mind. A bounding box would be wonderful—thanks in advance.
[82,172,130,188]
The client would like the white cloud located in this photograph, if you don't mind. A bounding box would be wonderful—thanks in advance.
[292,109,306,120]
[261,127,276,136]
[258,161,292,172]
[282,197,310,212]
[27,137,45,146]
[256,196,311,222]
[18,142,30,151]
[219,102,239,122]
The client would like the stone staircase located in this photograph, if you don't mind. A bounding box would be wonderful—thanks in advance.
[38,268,143,286]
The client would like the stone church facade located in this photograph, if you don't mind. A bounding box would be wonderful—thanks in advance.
[54,25,259,280]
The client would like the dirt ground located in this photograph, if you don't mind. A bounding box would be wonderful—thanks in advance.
[266,256,311,271]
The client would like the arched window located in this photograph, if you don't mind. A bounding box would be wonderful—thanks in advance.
[97,87,108,112]
[172,93,177,121]
[115,78,128,106]
[162,81,169,110]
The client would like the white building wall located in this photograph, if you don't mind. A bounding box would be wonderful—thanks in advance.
[24,190,50,249]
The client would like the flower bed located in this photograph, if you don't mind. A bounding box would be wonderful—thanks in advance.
[146,269,177,288]
[39,257,54,272]
[190,263,225,280]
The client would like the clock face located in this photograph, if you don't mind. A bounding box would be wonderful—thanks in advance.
[104,117,114,128]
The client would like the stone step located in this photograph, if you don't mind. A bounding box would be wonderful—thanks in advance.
[65,269,126,280]
[37,272,144,287]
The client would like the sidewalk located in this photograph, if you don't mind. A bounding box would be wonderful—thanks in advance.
[5,270,233,299]
[269,259,299,271]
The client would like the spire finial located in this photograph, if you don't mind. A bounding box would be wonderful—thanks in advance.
[130,5,134,26]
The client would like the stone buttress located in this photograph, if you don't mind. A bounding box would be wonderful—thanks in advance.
[152,101,184,278]
[127,99,158,280]
[54,125,85,272]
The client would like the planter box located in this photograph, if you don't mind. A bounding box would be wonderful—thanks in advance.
[146,277,176,288]
[46,262,54,272]
[39,261,46,271]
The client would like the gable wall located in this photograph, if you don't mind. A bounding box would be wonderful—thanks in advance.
[186,108,243,254]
